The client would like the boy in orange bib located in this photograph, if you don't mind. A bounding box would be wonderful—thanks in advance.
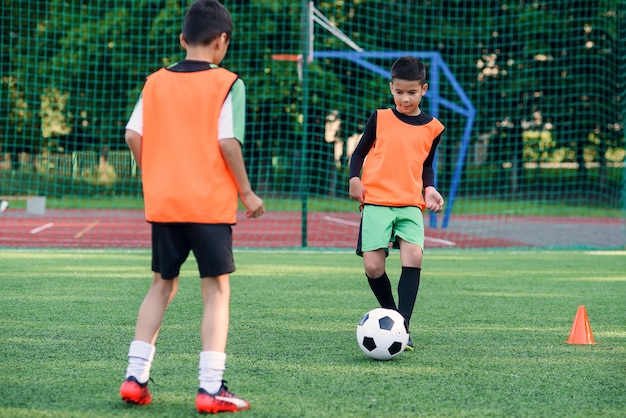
[349,56,445,350]
[120,0,263,413]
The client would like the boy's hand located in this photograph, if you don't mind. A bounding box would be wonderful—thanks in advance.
[240,191,265,218]
[349,177,366,204]
[425,186,444,213]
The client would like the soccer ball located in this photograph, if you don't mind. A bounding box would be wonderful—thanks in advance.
[356,308,409,360]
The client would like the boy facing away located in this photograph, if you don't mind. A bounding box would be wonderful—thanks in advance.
[349,56,445,350]
[120,0,264,413]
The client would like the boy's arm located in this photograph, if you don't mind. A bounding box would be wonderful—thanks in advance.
[422,133,442,188]
[219,138,265,218]
[424,186,444,213]
[349,177,366,204]
[125,129,142,170]
[423,132,444,212]
[348,112,377,203]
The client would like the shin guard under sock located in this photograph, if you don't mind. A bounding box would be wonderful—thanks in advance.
[367,272,397,310]
[397,267,421,330]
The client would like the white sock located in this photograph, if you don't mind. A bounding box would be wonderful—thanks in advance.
[199,351,226,394]
[125,340,155,384]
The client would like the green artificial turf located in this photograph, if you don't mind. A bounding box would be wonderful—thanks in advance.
[0,249,624,417]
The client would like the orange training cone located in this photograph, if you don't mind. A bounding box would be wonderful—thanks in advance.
[566,306,597,344]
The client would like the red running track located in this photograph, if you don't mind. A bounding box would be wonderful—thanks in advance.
[0,209,534,249]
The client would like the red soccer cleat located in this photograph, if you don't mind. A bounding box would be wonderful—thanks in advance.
[196,382,250,414]
[120,376,152,405]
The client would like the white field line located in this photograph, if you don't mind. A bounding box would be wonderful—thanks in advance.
[425,236,457,246]
[323,215,359,227]
[585,251,626,256]
[30,222,54,234]
[323,215,457,247]
[74,221,100,238]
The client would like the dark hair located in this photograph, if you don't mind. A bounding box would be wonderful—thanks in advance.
[182,0,233,46]
[391,56,426,82]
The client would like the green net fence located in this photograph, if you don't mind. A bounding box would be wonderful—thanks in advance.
[1,0,625,249]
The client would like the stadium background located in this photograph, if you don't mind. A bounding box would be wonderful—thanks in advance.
[1,0,624,249]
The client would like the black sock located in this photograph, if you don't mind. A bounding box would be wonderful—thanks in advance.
[367,272,397,310]
[397,267,421,330]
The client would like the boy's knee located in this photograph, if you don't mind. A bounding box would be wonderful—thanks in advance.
[364,264,385,279]
[399,242,423,267]
[363,250,386,278]
[151,274,178,294]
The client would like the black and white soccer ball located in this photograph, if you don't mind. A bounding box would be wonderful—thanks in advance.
[356,308,409,360]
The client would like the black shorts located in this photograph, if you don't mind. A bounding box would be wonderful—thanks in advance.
[151,223,235,280]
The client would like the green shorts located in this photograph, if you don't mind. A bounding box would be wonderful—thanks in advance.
[356,205,424,256]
